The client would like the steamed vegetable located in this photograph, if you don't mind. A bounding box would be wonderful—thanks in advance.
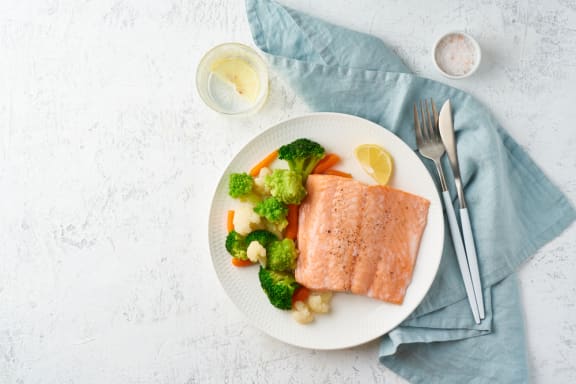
[228,172,261,203]
[245,229,278,249]
[227,210,235,232]
[225,230,247,260]
[312,153,340,174]
[264,169,307,205]
[228,172,254,198]
[284,204,299,240]
[246,240,267,266]
[249,149,279,177]
[258,267,300,310]
[233,203,262,236]
[232,257,254,267]
[291,286,311,306]
[253,197,288,230]
[226,138,337,322]
[278,138,326,180]
[292,300,314,324]
[322,169,352,178]
[267,238,298,272]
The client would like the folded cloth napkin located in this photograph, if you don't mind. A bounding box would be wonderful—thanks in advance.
[246,1,576,382]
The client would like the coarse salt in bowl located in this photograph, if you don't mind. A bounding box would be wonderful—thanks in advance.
[433,31,481,79]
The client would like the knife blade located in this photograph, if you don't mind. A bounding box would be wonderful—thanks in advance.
[438,100,485,319]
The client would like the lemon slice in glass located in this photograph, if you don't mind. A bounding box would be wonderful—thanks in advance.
[210,57,261,102]
[354,144,394,185]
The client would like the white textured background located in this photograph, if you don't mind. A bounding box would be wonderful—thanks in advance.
[1,0,574,383]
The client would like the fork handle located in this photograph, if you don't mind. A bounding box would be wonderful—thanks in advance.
[434,162,448,191]
[442,191,481,324]
[460,207,485,319]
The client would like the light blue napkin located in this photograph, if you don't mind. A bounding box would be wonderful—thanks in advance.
[246,1,576,382]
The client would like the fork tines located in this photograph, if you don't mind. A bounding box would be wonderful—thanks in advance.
[413,99,439,147]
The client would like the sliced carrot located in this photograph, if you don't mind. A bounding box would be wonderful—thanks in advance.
[227,210,235,232]
[231,257,254,267]
[284,204,299,240]
[249,149,279,177]
[292,286,311,306]
[312,153,340,174]
[323,169,352,178]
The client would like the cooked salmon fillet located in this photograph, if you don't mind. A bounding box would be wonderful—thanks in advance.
[295,174,430,304]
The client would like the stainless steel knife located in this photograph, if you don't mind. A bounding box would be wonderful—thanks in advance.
[438,100,485,319]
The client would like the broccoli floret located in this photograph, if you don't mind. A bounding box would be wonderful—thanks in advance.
[253,197,288,229]
[264,169,307,205]
[278,138,326,179]
[258,267,300,310]
[228,172,254,198]
[228,173,261,203]
[225,230,248,260]
[246,229,278,249]
[267,238,298,272]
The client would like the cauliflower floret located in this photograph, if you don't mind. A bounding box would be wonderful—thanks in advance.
[292,300,314,324]
[233,203,261,235]
[307,291,333,314]
[246,240,267,266]
[254,167,272,195]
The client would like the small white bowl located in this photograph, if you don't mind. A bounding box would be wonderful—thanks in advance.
[432,31,481,79]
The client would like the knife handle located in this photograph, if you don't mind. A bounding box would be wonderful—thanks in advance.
[442,191,480,324]
[460,207,485,319]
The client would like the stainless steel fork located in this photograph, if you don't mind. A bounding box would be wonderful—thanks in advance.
[413,99,481,324]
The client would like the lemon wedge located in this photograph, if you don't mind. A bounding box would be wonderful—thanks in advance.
[354,144,394,185]
[210,58,261,102]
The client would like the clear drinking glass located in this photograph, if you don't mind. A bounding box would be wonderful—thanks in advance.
[196,43,269,115]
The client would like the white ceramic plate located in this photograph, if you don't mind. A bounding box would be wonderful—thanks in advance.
[208,113,444,350]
